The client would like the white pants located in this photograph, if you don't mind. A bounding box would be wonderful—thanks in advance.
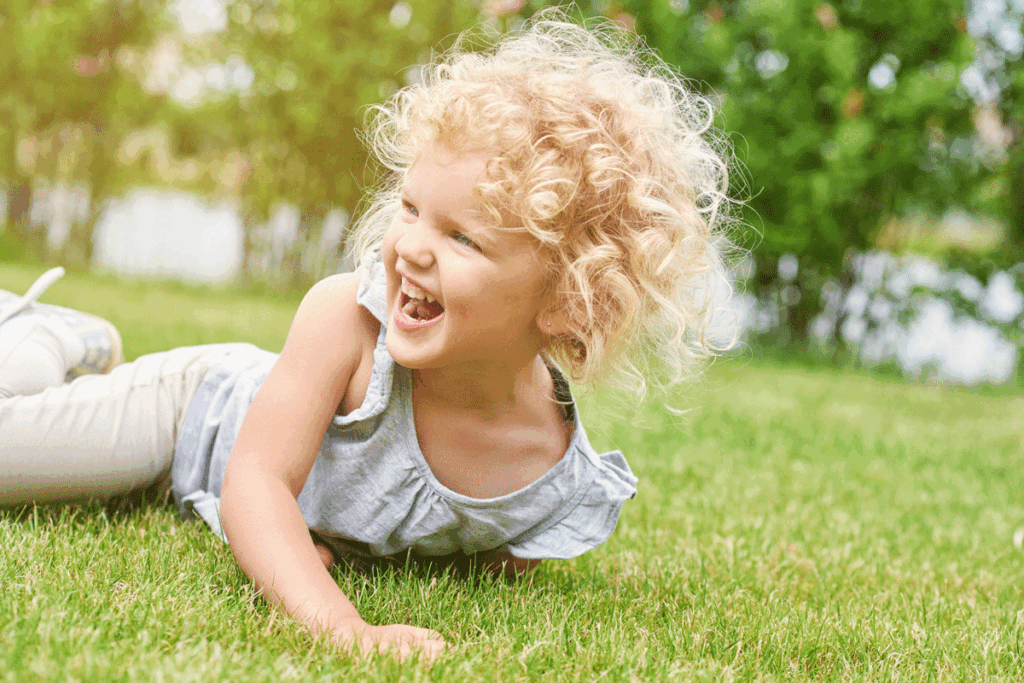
[0,325,241,506]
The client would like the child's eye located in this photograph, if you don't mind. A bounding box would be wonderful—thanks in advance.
[453,232,481,251]
[402,200,418,217]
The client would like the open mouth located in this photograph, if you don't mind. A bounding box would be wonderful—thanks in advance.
[399,280,445,322]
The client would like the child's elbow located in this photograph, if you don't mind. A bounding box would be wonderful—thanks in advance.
[482,550,542,577]
[219,461,259,534]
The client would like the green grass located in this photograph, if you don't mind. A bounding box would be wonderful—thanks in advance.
[2,262,1023,682]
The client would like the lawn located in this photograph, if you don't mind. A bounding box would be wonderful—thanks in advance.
[2,262,1023,682]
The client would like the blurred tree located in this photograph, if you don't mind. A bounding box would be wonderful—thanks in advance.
[195,0,482,283]
[974,0,1024,260]
[0,0,170,263]
[1007,79,1023,254]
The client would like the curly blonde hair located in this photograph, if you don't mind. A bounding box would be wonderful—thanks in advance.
[347,8,742,398]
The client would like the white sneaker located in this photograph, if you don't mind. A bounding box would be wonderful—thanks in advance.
[0,267,123,379]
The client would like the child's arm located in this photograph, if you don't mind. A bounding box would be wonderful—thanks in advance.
[219,274,447,658]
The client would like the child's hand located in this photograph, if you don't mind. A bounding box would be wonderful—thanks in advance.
[332,617,450,660]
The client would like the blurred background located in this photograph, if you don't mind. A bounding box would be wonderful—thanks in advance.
[1,0,1021,386]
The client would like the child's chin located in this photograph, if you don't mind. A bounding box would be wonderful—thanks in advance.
[384,330,437,369]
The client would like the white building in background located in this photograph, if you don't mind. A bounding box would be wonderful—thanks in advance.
[92,188,245,285]
[88,187,348,285]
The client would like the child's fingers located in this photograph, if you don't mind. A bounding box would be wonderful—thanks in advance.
[392,625,444,642]
[383,624,450,657]
[366,637,448,661]
[388,637,449,660]
[345,623,451,660]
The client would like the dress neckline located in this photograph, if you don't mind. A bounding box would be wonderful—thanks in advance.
[396,362,584,507]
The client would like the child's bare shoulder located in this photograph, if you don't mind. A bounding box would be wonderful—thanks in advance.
[277,273,377,377]
[290,272,380,415]
[301,272,377,328]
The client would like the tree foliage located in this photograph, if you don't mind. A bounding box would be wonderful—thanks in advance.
[0,0,170,261]
[980,1,1024,253]
[645,2,981,249]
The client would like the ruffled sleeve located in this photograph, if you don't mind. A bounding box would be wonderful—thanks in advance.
[355,251,388,324]
[503,449,637,560]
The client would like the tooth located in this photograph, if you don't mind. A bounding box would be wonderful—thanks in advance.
[401,279,435,302]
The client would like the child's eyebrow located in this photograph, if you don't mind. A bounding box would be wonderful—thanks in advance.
[401,186,496,247]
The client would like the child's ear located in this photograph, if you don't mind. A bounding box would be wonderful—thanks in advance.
[536,310,570,337]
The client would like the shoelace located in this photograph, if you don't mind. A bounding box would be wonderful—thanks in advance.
[0,267,66,326]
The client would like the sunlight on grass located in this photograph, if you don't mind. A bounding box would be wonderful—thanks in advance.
[2,263,1023,681]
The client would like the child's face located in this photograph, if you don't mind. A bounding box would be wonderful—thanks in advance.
[381,142,551,372]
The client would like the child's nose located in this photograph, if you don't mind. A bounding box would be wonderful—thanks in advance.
[395,222,435,269]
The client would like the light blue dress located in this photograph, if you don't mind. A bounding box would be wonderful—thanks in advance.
[171,256,637,562]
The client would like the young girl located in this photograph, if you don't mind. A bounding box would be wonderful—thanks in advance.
[0,10,735,659]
